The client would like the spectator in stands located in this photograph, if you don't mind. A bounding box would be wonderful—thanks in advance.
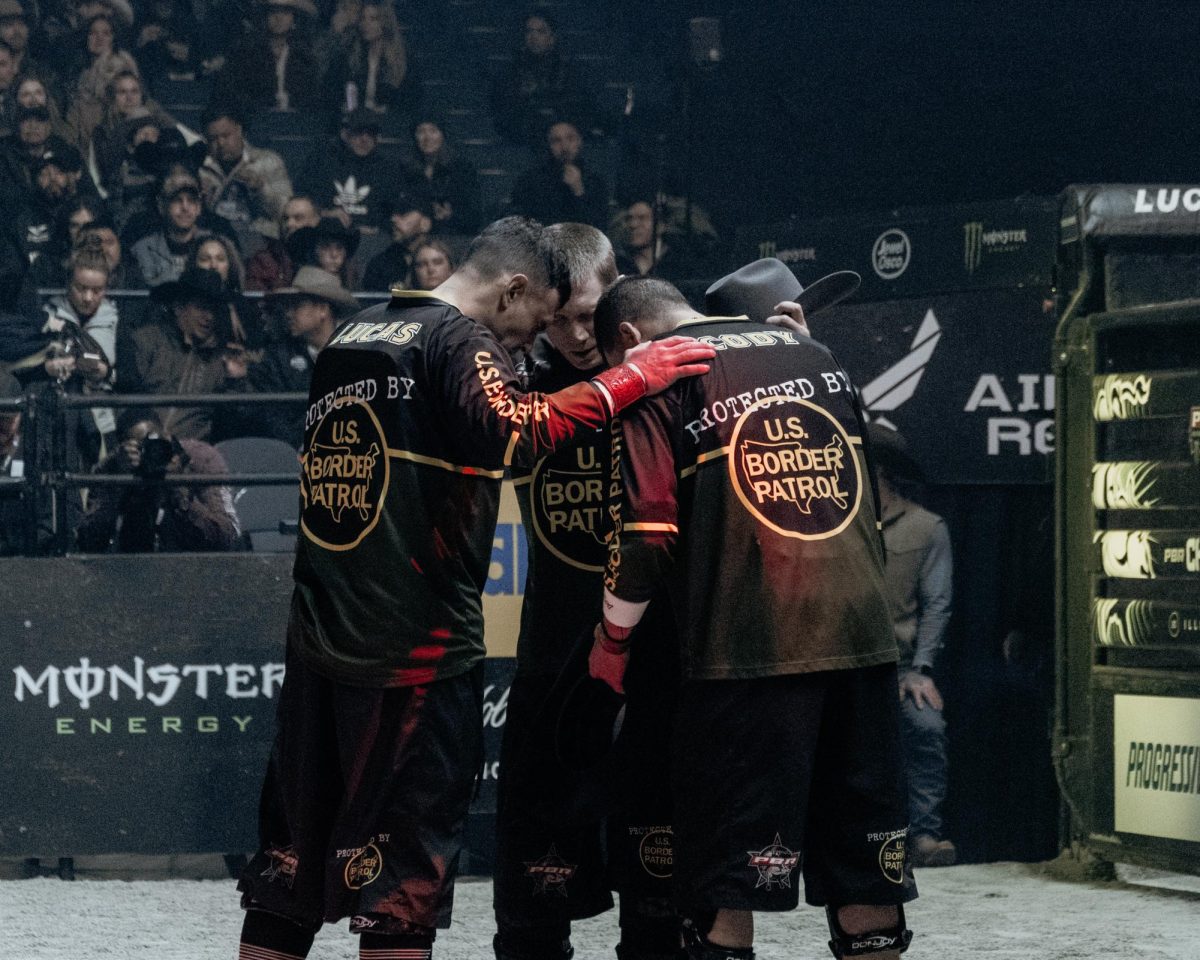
[235,265,357,446]
[124,265,245,440]
[130,168,207,286]
[9,74,73,143]
[511,118,610,228]
[403,116,481,236]
[18,145,94,271]
[78,214,142,288]
[65,14,141,153]
[90,70,176,192]
[0,368,22,555]
[75,405,241,552]
[360,192,431,290]
[0,1,48,85]
[410,237,453,291]
[287,214,360,291]
[328,0,421,122]
[39,238,118,387]
[245,193,319,291]
[295,107,396,235]
[613,195,721,283]
[113,132,209,243]
[490,10,598,146]
[28,193,105,286]
[0,103,77,195]
[135,0,204,86]
[187,232,263,347]
[199,102,293,250]
[215,0,326,116]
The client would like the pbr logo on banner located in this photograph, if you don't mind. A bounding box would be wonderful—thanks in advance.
[818,287,1055,484]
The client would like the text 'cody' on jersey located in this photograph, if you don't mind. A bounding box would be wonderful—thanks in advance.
[674,318,864,542]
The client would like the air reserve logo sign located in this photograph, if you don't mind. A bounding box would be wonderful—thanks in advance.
[530,441,607,571]
[300,396,389,551]
[728,396,862,540]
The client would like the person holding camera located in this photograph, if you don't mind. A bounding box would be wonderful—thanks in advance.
[75,405,241,552]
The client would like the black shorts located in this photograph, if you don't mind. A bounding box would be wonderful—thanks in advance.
[672,663,917,914]
[493,623,677,931]
[238,638,484,934]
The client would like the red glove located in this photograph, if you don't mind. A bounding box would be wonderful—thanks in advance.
[588,622,630,695]
[625,335,716,396]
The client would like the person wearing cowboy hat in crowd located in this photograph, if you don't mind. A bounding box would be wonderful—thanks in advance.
[198,100,293,252]
[288,213,361,291]
[213,0,329,118]
[123,265,246,441]
[231,265,359,447]
[867,422,956,869]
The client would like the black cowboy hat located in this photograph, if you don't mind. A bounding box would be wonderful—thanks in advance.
[150,266,235,307]
[287,216,361,264]
[866,422,925,483]
[704,257,860,323]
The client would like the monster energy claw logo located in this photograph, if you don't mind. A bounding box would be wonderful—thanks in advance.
[963,222,1029,275]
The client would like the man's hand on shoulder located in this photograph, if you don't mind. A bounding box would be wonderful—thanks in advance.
[624,335,716,396]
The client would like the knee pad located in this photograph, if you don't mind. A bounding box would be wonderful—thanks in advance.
[494,923,574,960]
[617,895,679,960]
[680,916,754,960]
[825,904,912,958]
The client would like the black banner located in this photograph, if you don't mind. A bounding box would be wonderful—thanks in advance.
[1062,184,1200,241]
[813,287,1055,484]
[735,198,1057,302]
[0,555,517,860]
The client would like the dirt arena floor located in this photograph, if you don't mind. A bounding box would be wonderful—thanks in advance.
[3,859,1199,959]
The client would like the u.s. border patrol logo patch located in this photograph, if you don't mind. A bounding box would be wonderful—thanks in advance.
[530,441,607,571]
[879,834,907,884]
[728,396,862,540]
[344,843,383,890]
[300,395,389,551]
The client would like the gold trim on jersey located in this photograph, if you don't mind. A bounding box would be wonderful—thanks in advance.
[624,522,680,534]
[679,445,731,478]
[385,447,504,479]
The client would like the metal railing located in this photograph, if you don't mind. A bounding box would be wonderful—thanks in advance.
[2,385,308,556]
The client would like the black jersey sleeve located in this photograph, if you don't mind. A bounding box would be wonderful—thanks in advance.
[430,316,618,469]
[601,390,683,634]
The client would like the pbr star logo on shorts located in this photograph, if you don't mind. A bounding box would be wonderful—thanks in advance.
[747,834,800,889]
[260,845,298,888]
[524,844,577,896]
[300,395,389,551]
[729,397,862,541]
[530,441,608,571]
[344,843,383,890]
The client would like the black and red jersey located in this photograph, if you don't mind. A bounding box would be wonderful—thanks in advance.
[290,292,621,688]
[604,317,896,681]
[511,335,610,676]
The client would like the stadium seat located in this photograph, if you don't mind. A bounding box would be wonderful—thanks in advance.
[213,436,300,553]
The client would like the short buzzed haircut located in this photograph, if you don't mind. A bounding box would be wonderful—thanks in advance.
[593,275,690,359]
[462,215,570,307]
[542,222,618,293]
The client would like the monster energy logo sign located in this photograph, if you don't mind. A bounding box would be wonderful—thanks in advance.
[963,222,1029,274]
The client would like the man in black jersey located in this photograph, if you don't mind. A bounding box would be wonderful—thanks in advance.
[235,219,716,960]
[588,276,917,960]
[494,223,678,960]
